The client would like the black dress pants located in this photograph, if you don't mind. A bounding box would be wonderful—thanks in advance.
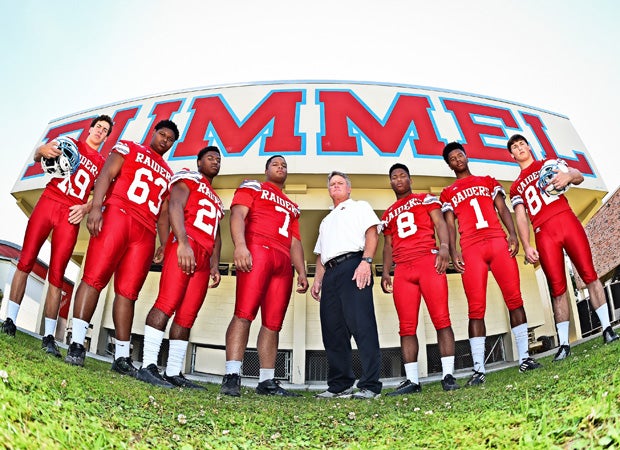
[320,256,382,394]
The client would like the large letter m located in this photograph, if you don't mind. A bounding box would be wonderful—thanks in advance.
[173,90,305,158]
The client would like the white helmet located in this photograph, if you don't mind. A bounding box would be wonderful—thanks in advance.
[41,137,81,178]
[537,159,570,196]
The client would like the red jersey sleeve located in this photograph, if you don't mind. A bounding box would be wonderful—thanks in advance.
[231,180,301,254]
[440,175,506,249]
[381,193,439,263]
[170,169,224,252]
[104,140,173,232]
[510,159,572,229]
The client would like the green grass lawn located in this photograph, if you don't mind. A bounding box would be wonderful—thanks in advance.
[1,331,619,449]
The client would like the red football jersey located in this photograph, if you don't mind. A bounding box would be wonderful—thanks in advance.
[440,175,506,249]
[231,180,301,255]
[169,169,224,252]
[380,192,440,264]
[41,138,105,206]
[104,140,173,232]
[509,159,572,229]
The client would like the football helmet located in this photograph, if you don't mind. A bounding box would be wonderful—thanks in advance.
[537,159,570,196]
[41,137,81,178]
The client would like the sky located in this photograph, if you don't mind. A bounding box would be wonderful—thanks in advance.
[1,0,619,273]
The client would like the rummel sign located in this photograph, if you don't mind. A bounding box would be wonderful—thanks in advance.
[13,81,604,192]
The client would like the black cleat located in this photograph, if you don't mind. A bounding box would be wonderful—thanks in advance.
[466,370,486,386]
[64,342,86,366]
[163,372,206,390]
[1,318,16,337]
[136,364,174,388]
[553,344,571,361]
[220,373,241,397]
[602,326,619,344]
[386,379,421,396]
[441,374,461,391]
[256,378,301,397]
[42,335,61,358]
[519,357,542,373]
[111,356,137,377]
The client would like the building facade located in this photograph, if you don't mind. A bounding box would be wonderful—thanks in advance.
[10,81,609,384]
[572,186,620,336]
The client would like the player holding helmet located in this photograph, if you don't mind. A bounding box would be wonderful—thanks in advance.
[1,115,112,358]
[508,134,619,361]
[40,136,81,178]
[64,120,178,373]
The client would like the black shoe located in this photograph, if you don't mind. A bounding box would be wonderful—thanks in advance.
[441,374,461,391]
[42,335,61,358]
[519,357,542,373]
[256,378,301,397]
[386,379,421,396]
[220,373,241,397]
[466,370,486,386]
[553,344,571,361]
[163,372,206,390]
[111,357,137,377]
[64,342,86,366]
[602,326,619,344]
[1,318,16,337]
[136,364,174,388]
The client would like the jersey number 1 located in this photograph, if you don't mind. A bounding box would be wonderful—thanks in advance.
[469,198,489,230]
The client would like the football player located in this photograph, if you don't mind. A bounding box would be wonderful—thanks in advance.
[508,134,619,361]
[440,142,541,385]
[64,120,178,373]
[220,155,308,397]
[2,115,112,359]
[381,163,460,395]
[135,146,224,389]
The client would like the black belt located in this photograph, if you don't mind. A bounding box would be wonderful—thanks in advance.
[325,251,362,269]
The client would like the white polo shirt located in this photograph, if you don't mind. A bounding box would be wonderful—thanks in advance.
[314,198,380,265]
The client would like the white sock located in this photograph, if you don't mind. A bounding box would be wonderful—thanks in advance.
[44,318,57,337]
[142,326,165,367]
[225,360,242,375]
[594,304,611,330]
[441,356,455,378]
[71,318,90,345]
[512,323,530,363]
[404,362,419,384]
[259,368,275,382]
[7,300,20,322]
[469,336,486,373]
[115,340,131,359]
[165,339,188,377]
[556,321,570,346]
